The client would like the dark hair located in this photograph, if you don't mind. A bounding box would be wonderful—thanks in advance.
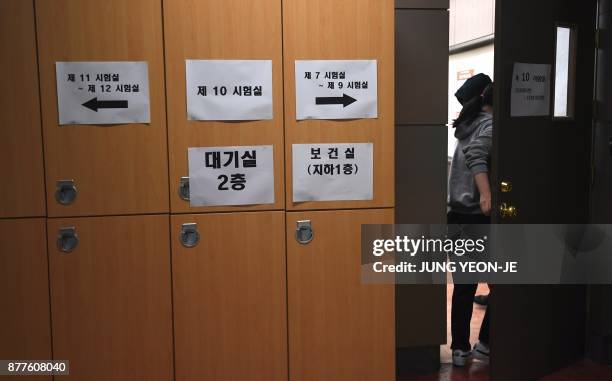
[453,83,493,128]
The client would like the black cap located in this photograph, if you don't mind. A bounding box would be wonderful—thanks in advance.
[455,73,492,106]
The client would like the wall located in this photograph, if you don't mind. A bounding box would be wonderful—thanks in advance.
[449,0,495,47]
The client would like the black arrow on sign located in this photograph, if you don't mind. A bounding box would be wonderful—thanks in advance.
[315,93,357,108]
[82,97,129,112]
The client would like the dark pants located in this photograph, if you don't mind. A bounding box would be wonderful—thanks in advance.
[448,211,490,351]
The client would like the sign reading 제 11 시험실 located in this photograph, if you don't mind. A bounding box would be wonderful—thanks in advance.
[292,143,373,202]
[55,61,150,125]
[511,62,552,117]
[188,145,275,207]
[295,60,378,120]
[185,60,273,121]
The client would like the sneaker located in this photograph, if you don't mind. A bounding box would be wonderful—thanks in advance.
[452,349,472,367]
[473,342,490,363]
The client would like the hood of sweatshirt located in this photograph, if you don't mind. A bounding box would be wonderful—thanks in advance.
[454,112,492,140]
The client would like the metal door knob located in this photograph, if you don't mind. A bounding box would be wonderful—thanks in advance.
[180,223,200,248]
[500,181,513,193]
[57,227,78,253]
[295,220,314,244]
[55,180,77,205]
[179,177,190,201]
[499,203,518,219]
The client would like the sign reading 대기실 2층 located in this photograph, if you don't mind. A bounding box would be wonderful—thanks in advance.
[292,143,373,202]
[511,62,552,117]
[55,61,150,125]
[295,60,378,120]
[188,145,275,207]
[186,60,273,121]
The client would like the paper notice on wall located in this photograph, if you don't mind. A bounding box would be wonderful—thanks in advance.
[295,60,378,120]
[511,62,551,117]
[292,143,373,202]
[188,145,275,207]
[55,61,150,125]
[186,60,273,121]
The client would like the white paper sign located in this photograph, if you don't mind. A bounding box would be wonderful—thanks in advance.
[295,60,378,120]
[292,143,373,202]
[55,61,150,125]
[188,145,275,207]
[186,60,273,121]
[511,62,551,117]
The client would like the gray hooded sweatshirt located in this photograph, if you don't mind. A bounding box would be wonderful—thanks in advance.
[448,112,493,214]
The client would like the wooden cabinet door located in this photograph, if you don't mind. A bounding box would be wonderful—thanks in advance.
[283,0,395,211]
[171,212,287,381]
[287,209,395,381]
[0,0,45,218]
[36,0,169,217]
[163,0,285,213]
[47,215,173,381]
[0,219,52,381]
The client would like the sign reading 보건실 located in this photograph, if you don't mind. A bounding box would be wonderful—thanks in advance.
[55,61,150,125]
[188,145,275,207]
[295,60,378,120]
[186,60,273,121]
[292,143,373,202]
[511,62,552,117]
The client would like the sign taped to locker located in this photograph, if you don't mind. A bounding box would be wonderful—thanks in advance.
[295,60,378,120]
[292,143,373,202]
[511,62,552,117]
[186,60,273,121]
[55,61,151,125]
[188,145,275,207]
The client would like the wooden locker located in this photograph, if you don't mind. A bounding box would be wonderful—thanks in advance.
[283,0,395,211]
[171,211,287,381]
[287,209,395,381]
[163,0,285,213]
[35,0,169,217]
[0,0,46,218]
[47,215,173,381]
[0,219,52,381]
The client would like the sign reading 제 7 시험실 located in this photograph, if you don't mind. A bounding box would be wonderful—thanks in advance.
[55,61,151,125]
[295,60,378,120]
[185,60,273,121]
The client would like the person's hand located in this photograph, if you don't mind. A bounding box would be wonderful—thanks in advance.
[480,193,492,216]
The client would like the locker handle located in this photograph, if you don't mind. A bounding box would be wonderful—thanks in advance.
[180,223,200,248]
[57,227,78,253]
[295,220,314,245]
[55,180,77,205]
[179,177,190,201]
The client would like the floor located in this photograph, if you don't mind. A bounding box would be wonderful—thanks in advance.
[397,361,612,381]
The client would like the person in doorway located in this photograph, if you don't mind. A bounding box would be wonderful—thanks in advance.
[448,73,493,367]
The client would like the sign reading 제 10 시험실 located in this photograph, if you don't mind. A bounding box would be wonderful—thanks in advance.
[55,61,151,125]
[185,60,273,121]
[292,143,373,202]
[188,145,275,207]
[295,60,378,120]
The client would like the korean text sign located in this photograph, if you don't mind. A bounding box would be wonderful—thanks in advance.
[188,145,275,207]
[292,143,373,202]
[186,60,273,121]
[56,61,150,125]
[295,60,378,120]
